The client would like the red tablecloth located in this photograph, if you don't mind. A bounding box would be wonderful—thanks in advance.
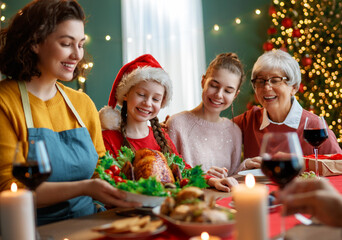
[152,175,342,240]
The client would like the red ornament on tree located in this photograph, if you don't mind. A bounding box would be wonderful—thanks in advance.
[280,45,288,52]
[301,56,313,66]
[263,41,274,51]
[299,83,304,93]
[281,17,293,28]
[267,26,277,35]
[269,5,276,16]
[292,28,301,38]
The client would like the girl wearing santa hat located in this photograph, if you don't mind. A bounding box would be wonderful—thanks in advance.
[99,54,237,191]
[99,54,180,158]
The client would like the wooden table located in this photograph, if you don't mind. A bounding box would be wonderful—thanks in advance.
[31,176,342,240]
[36,188,229,240]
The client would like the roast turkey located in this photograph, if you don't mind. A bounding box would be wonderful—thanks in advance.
[121,148,182,184]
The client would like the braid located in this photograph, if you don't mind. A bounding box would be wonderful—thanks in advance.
[120,101,136,153]
[149,117,172,154]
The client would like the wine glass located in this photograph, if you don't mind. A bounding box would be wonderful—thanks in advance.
[12,140,52,191]
[12,140,52,240]
[260,132,304,240]
[303,116,328,178]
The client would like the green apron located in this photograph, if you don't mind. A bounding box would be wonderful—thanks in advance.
[19,81,100,225]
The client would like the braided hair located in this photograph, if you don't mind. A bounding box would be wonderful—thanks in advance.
[149,117,172,154]
[120,101,136,152]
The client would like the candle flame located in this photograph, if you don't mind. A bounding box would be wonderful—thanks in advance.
[201,232,209,240]
[10,182,18,192]
[245,173,255,188]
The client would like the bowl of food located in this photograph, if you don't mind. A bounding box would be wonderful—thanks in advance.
[152,187,235,237]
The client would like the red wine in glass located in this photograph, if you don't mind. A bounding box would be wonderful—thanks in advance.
[261,158,302,189]
[12,140,52,190]
[260,132,303,240]
[303,116,328,178]
[303,129,328,148]
[12,161,51,191]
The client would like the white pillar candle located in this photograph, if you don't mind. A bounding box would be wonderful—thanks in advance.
[0,183,35,240]
[232,174,268,240]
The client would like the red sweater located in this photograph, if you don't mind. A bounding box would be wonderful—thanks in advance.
[102,127,191,169]
[233,106,342,159]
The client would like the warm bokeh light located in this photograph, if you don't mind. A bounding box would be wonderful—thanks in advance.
[245,173,255,188]
[105,35,111,41]
[235,18,241,24]
[78,77,86,83]
[201,232,209,240]
[10,182,17,192]
[213,24,220,31]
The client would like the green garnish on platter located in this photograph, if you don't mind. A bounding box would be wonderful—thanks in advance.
[95,147,208,197]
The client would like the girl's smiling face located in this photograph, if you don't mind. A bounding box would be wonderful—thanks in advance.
[32,19,85,82]
[201,68,240,115]
[124,80,165,123]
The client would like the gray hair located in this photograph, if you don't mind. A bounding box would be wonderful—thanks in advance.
[251,49,301,90]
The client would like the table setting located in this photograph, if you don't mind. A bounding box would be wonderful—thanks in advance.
[1,135,342,240]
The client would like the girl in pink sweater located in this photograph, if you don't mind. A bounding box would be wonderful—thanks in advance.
[166,53,260,192]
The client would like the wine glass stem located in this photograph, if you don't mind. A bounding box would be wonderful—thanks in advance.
[280,205,286,240]
[31,190,41,240]
[314,148,320,178]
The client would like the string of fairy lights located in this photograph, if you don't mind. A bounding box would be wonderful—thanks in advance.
[265,0,342,144]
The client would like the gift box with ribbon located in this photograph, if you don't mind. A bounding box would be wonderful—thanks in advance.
[304,154,342,176]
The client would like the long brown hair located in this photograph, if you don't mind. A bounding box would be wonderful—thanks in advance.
[0,0,87,81]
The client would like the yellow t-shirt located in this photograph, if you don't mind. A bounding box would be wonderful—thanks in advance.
[0,79,106,191]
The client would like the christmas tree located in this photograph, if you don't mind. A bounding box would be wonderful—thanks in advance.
[261,0,342,146]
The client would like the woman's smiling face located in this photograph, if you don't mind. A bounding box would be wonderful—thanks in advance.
[254,69,297,121]
[32,19,85,82]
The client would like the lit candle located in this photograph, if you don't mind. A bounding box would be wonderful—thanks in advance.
[0,183,35,240]
[232,174,268,240]
[189,232,221,240]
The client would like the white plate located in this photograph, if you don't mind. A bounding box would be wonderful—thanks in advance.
[123,190,167,207]
[94,223,166,240]
[238,169,266,178]
[152,206,235,237]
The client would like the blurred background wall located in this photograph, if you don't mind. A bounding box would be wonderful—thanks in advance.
[3,0,270,116]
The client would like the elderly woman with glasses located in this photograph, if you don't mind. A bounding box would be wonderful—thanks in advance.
[233,49,342,160]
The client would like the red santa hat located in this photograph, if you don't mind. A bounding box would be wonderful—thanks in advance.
[99,54,172,130]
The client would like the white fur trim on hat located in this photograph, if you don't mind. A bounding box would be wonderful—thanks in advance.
[115,66,172,108]
[99,105,121,130]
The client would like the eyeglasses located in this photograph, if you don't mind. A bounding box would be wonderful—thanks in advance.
[251,76,288,88]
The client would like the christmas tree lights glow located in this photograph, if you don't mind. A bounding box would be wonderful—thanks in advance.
[262,0,342,146]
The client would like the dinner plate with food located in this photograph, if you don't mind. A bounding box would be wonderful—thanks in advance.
[93,215,166,240]
[152,186,236,237]
[96,147,208,207]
